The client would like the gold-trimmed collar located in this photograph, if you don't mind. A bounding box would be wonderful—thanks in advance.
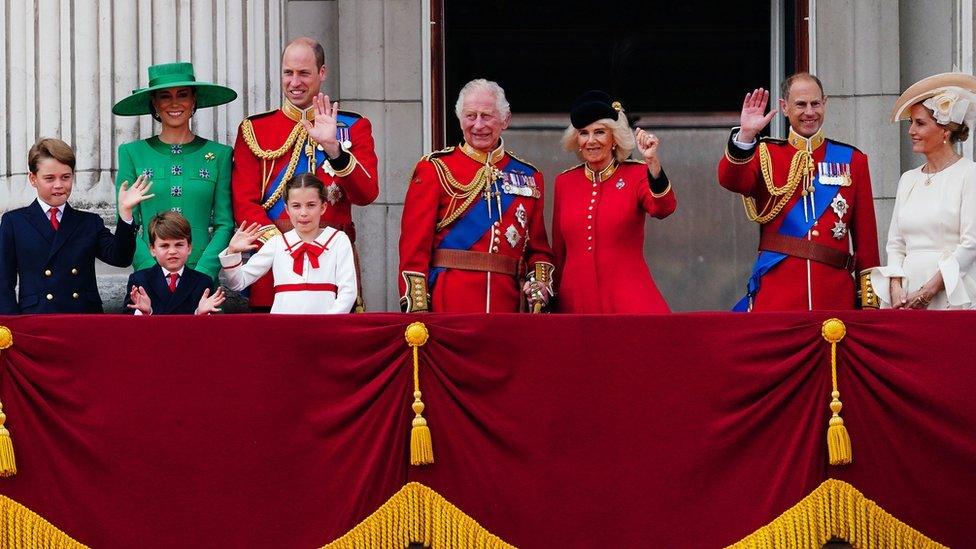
[460,139,505,164]
[584,160,619,182]
[787,127,825,151]
[281,99,316,122]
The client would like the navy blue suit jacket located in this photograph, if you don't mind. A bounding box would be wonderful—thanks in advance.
[0,200,136,314]
[122,265,213,315]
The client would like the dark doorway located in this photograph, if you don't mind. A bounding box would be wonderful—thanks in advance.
[441,1,777,144]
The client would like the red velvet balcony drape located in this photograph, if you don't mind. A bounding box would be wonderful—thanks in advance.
[0,311,971,547]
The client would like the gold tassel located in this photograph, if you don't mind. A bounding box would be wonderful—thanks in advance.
[0,326,15,477]
[405,322,433,466]
[821,319,852,466]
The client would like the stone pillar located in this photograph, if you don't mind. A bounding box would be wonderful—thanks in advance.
[313,0,423,311]
[0,0,285,213]
[815,0,902,259]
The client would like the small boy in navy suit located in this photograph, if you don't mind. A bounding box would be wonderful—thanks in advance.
[123,211,225,315]
[0,138,153,314]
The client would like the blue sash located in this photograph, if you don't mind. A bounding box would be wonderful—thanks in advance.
[429,157,535,288]
[262,115,359,219]
[733,141,853,311]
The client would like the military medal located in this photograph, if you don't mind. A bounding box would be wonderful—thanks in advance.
[505,224,521,247]
[818,162,852,186]
[830,195,849,239]
[832,221,848,239]
[325,182,343,205]
[830,195,849,218]
[515,203,527,228]
[615,178,625,189]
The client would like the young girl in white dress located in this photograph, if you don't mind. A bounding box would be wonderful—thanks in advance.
[220,173,357,314]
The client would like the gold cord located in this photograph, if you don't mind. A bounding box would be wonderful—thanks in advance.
[743,142,813,224]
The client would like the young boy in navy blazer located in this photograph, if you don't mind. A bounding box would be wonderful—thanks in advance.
[0,138,153,314]
[123,211,225,315]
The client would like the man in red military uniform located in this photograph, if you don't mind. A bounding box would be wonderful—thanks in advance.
[718,73,880,311]
[232,37,378,311]
[398,79,554,313]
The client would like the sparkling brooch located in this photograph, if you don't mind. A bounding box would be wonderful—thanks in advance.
[505,224,521,247]
[204,152,216,162]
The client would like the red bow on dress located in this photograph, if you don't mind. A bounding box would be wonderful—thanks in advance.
[290,242,325,275]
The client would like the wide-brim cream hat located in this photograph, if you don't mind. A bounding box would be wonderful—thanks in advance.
[890,72,976,123]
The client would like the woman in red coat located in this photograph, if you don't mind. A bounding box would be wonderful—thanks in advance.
[552,91,676,313]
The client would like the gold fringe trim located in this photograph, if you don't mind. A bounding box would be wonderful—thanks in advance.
[0,326,15,477]
[822,319,852,466]
[0,495,88,548]
[405,323,433,466]
[322,482,515,549]
[726,479,948,548]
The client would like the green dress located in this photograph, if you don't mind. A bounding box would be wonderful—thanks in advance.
[115,137,234,280]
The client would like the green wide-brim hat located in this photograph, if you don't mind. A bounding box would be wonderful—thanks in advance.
[112,62,238,116]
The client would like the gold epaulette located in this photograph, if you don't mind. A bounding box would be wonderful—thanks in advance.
[245,108,278,121]
[621,158,646,165]
[559,163,585,175]
[760,136,788,145]
[421,146,455,162]
[505,150,540,172]
[337,109,366,120]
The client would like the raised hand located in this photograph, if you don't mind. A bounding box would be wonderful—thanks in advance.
[635,128,662,178]
[738,88,777,143]
[195,287,226,315]
[118,173,155,220]
[127,285,153,315]
[227,221,262,254]
[301,93,341,158]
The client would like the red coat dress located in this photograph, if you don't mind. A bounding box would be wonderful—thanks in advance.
[552,160,676,313]
[717,128,880,311]
[398,142,554,313]
[231,102,378,307]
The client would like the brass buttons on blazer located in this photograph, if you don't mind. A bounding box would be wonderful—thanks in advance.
[71,268,78,275]
[811,229,820,237]
[72,292,79,299]
[44,269,52,276]
[46,294,53,300]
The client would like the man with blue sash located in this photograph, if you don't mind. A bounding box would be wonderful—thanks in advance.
[231,37,378,311]
[398,79,554,313]
[718,73,880,311]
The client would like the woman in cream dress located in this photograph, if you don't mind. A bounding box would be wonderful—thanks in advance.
[874,73,976,309]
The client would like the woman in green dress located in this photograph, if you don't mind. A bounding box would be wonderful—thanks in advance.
[112,62,237,280]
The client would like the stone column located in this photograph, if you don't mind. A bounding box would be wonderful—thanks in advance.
[815,0,902,258]
[0,0,285,213]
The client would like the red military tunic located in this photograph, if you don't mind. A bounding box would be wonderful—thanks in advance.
[231,101,378,308]
[552,160,676,313]
[717,128,880,311]
[398,141,554,313]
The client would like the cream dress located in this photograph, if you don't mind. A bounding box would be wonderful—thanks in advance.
[872,158,976,309]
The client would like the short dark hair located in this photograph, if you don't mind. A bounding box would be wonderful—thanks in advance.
[28,138,76,173]
[781,72,825,101]
[285,37,326,70]
[148,211,193,245]
[284,173,328,203]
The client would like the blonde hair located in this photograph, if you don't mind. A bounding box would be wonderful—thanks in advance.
[560,111,636,162]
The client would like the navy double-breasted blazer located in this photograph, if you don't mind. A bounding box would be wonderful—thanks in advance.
[122,265,213,315]
[0,200,135,314]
